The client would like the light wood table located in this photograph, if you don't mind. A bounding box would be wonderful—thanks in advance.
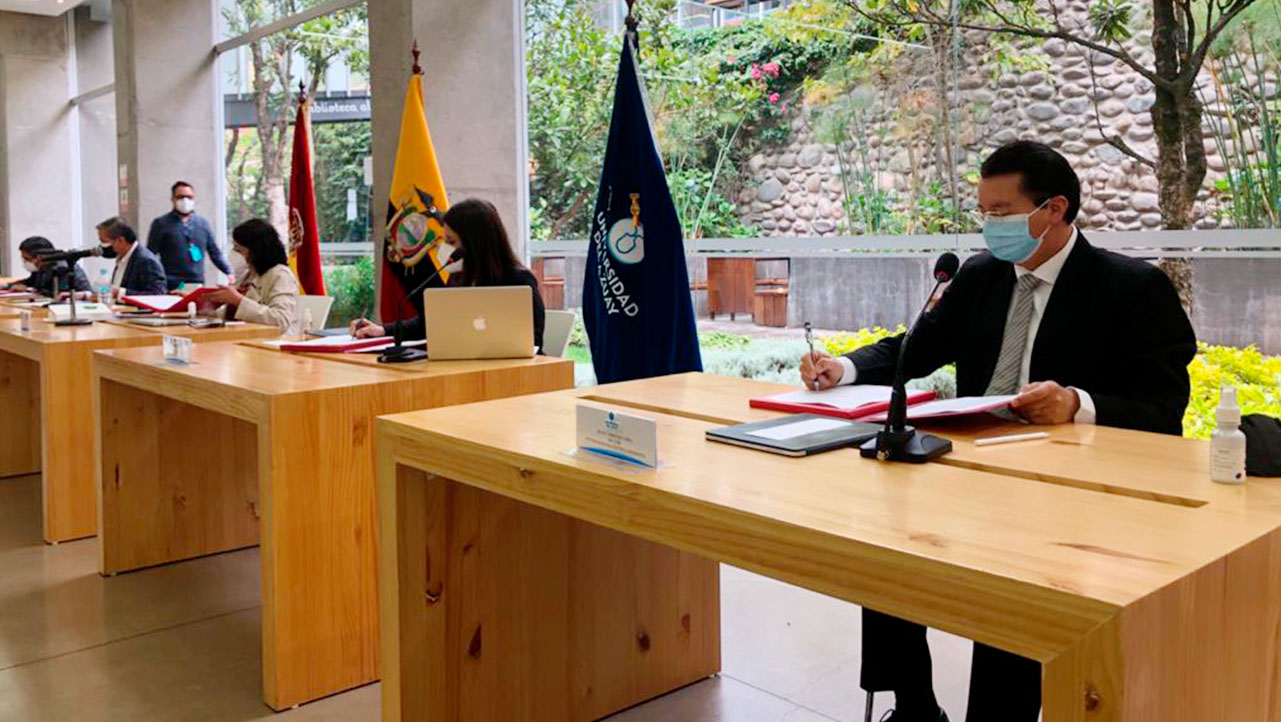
[377,372,1281,722]
[0,317,279,542]
[93,342,573,710]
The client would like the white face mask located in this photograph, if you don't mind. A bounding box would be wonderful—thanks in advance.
[22,260,37,273]
[230,250,250,278]
[175,198,196,215]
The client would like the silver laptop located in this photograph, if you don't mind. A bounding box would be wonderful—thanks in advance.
[422,286,535,360]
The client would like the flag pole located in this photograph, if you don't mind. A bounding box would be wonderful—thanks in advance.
[624,0,639,52]
[411,39,422,75]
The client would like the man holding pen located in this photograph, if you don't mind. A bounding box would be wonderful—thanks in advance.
[797,141,1195,722]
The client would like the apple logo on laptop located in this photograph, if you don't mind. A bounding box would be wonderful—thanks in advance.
[472,316,487,332]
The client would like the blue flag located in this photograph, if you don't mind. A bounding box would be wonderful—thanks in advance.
[582,36,702,384]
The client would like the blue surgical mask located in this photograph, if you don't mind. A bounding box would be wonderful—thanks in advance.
[982,200,1050,264]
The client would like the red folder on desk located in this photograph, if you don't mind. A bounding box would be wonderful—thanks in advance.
[121,288,219,313]
[277,335,394,353]
[750,385,937,420]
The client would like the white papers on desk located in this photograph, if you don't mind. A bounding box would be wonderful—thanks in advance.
[47,302,113,320]
[745,417,853,441]
[862,395,1018,422]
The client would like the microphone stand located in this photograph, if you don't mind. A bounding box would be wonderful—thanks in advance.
[54,264,92,327]
[860,280,952,463]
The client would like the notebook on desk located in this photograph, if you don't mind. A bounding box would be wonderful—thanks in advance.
[706,415,882,457]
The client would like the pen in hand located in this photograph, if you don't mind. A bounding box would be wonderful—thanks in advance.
[805,322,820,391]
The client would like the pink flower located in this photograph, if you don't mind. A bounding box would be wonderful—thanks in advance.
[750,64,763,81]
[762,61,781,78]
[768,92,780,104]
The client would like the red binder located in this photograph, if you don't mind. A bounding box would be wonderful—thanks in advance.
[121,287,220,313]
[277,335,393,353]
[750,385,937,421]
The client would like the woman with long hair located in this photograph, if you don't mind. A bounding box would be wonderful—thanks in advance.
[351,198,545,349]
[205,218,301,334]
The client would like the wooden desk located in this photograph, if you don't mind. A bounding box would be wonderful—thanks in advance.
[0,318,279,542]
[377,373,1281,722]
[93,343,573,710]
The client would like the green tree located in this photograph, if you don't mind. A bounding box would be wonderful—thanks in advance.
[222,0,367,232]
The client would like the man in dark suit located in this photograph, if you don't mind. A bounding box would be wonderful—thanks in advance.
[800,141,1196,721]
[97,216,167,297]
[3,236,91,297]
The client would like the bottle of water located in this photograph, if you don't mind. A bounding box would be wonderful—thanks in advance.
[96,268,111,307]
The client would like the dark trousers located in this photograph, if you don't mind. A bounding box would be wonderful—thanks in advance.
[861,609,1041,721]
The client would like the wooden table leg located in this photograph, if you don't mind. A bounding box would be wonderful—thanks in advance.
[0,349,40,479]
[379,463,721,722]
[1043,529,1281,721]
[41,345,105,542]
[97,379,259,574]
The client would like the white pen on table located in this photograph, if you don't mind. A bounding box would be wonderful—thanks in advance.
[973,431,1050,447]
[804,322,819,391]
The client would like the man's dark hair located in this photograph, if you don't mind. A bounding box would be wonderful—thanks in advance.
[18,236,54,255]
[172,181,194,196]
[980,141,1081,223]
[96,216,137,244]
[232,218,289,275]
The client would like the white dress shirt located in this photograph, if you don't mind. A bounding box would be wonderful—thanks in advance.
[111,242,137,291]
[836,227,1096,424]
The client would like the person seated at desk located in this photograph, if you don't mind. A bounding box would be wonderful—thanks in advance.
[799,141,1196,722]
[3,236,90,297]
[96,216,167,297]
[204,219,300,334]
[349,198,545,350]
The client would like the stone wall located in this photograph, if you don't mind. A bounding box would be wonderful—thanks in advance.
[736,2,1278,236]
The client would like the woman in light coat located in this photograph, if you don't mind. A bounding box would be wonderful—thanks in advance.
[206,218,300,334]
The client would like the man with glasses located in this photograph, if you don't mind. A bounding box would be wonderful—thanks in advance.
[799,140,1196,721]
[146,181,234,291]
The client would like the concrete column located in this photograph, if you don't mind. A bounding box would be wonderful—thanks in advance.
[369,0,529,263]
[0,12,75,276]
[112,0,220,240]
[74,5,117,244]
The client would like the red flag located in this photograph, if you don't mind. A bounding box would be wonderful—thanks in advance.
[287,92,326,296]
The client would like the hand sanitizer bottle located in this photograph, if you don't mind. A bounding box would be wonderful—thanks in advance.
[1211,385,1247,484]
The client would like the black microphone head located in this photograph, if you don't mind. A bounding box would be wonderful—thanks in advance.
[447,247,465,263]
[934,252,960,283]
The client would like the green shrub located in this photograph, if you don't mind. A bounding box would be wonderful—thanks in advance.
[822,325,905,356]
[1185,343,1281,439]
[698,330,752,350]
[323,255,375,327]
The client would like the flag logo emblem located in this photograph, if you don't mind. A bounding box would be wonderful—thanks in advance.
[607,193,645,265]
[386,189,446,270]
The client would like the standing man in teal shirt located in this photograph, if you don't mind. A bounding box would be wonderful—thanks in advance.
[146,181,234,291]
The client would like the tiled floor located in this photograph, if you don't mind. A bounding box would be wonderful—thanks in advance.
[0,472,975,722]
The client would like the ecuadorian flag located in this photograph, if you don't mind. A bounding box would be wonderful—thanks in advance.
[381,66,452,322]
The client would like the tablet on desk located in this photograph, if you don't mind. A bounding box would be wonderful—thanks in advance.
[706,415,881,457]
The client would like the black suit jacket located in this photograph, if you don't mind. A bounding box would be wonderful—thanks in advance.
[386,267,547,352]
[117,243,168,295]
[845,234,1196,435]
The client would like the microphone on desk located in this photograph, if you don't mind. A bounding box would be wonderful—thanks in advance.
[378,247,464,364]
[37,248,103,327]
[860,252,960,463]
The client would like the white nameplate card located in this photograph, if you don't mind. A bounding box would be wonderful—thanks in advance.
[162,335,193,365]
[576,405,658,469]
